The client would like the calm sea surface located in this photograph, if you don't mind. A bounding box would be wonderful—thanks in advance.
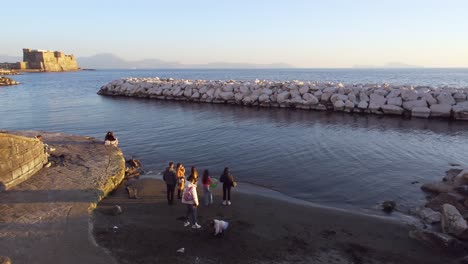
[1,69,468,215]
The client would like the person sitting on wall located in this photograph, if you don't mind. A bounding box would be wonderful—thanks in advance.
[104,131,119,146]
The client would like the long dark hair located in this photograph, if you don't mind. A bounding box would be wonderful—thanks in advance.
[105,131,115,141]
[188,166,198,182]
[202,169,210,184]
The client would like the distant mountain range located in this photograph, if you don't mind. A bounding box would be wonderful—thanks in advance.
[76,53,292,69]
[1,53,292,69]
[353,62,423,69]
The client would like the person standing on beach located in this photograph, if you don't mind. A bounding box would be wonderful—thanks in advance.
[201,169,213,206]
[163,162,177,205]
[176,163,186,199]
[182,174,201,229]
[220,167,235,205]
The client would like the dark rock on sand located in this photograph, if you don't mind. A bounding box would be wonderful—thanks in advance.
[382,200,396,213]
[125,158,143,179]
[409,229,468,256]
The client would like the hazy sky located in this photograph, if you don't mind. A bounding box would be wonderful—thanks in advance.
[3,0,468,67]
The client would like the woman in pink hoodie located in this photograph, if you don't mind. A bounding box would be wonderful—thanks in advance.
[182,174,201,229]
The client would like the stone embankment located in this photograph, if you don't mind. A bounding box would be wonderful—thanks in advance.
[0,131,126,264]
[0,133,48,190]
[98,78,468,121]
[0,77,19,86]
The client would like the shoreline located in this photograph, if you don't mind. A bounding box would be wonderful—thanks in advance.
[93,178,456,264]
[143,173,419,224]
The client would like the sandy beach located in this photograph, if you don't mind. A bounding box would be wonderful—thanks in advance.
[92,178,455,264]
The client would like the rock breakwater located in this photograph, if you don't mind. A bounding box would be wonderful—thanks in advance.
[98,78,468,121]
[0,77,19,86]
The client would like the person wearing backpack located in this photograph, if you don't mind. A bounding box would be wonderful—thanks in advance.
[219,167,235,205]
[182,174,201,229]
[162,162,177,205]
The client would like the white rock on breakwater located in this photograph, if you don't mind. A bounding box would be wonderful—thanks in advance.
[98,78,468,121]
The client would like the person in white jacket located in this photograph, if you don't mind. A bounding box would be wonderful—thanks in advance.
[182,175,201,229]
[211,219,229,236]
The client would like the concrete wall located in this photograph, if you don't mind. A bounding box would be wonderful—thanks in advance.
[0,133,48,190]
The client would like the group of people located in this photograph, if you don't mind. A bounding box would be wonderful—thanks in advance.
[103,131,231,234]
[163,162,235,231]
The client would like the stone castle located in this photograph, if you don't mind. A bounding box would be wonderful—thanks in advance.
[0,48,80,72]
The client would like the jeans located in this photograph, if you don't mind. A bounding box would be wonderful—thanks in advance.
[166,184,176,204]
[203,185,213,206]
[223,185,231,201]
[186,204,198,225]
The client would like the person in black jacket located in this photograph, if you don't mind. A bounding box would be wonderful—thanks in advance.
[163,162,177,205]
[219,167,235,205]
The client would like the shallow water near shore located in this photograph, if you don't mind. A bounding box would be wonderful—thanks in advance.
[1,69,468,216]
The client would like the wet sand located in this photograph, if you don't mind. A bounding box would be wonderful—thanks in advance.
[92,178,455,264]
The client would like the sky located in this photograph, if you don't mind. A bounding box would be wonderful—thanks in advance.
[2,0,468,68]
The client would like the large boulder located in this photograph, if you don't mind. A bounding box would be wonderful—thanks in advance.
[402,100,427,111]
[418,207,442,224]
[277,91,290,103]
[357,101,368,110]
[330,94,348,104]
[359,92,369,102]
[303,93,319,105]
[441,204,468,238]
[369,93,386,106]
[320,92,333,103]
[386,89,401,98]
[333,100,345,111]
[368,103,382,113]
[412,106,431,118]
[299,86,309,95]
[381,105,404,115]
[344,100,355,111]
[430,104,452,117]
[401,90,418,101]
[258,94,270,103]
[386,97,402,106]
[409,229,467,255]
[437,93,456,105]
[423,93,438,106]
[219,91,234,101]
[453,102,468,120]
[454,93,467,103]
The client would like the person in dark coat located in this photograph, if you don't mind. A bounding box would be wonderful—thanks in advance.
[219,167,235,205]
[163,161,177,205]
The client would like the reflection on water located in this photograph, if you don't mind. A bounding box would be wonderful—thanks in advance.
[1,69,467,214]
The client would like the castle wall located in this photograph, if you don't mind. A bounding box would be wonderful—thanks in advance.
[22,48,79,72]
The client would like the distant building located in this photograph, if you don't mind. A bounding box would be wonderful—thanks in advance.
[0,49,80,72]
